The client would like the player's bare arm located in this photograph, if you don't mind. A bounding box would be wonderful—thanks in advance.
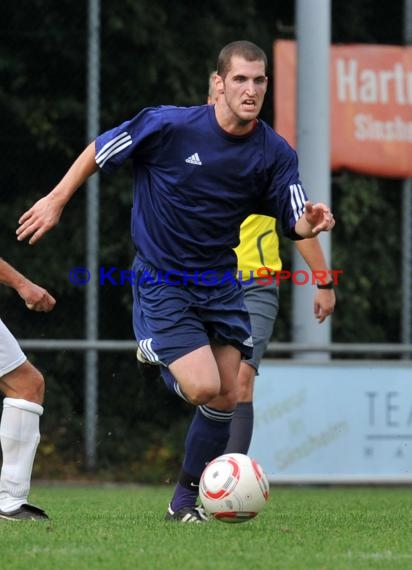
[0,258,56,312]
[295,237,336,323]
[295,201,335,238]
[17,280,56,312]
[16,142,98,245]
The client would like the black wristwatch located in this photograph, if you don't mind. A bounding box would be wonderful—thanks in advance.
[317,281,334,290]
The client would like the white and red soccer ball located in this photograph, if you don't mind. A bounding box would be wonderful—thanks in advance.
[199,453,270,523]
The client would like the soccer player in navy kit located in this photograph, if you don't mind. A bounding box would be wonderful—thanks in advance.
[17,41,335,522]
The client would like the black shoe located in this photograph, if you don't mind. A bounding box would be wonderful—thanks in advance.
[0,503,49,521]
[137,360,161,381]
[165,504,209,523]
[136,349,161,381]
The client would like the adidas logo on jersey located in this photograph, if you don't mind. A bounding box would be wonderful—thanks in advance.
[185,152,202,165]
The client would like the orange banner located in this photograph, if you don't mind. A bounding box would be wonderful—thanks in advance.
[274,40,412,178]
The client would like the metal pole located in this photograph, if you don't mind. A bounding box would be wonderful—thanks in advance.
[402,0,412,354]
[85,0,100,469]
[293,0,331,360]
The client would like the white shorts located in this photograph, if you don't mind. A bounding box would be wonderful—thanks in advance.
[0,318,27,377]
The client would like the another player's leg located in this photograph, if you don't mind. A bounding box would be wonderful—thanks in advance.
[224,361,255,454]
[0,326,48,521]
[165,344,240,523]
[224,280,279,455]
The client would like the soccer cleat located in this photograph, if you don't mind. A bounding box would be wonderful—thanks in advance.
[0,503,49,521]
[136,346,150,364]
[136,348,161,381]
[165,504,209,523]
[137,361,161,381]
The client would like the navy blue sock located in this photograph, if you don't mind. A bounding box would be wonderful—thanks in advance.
[161,367,190,402]
[224,402,254,454]
[170,405,234,512]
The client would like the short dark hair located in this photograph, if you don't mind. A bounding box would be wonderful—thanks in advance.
[217,41,268,79]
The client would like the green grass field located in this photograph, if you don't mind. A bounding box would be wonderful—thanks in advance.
[1,484,411,570]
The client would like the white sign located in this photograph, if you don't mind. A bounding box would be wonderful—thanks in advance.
[249,361,412,483]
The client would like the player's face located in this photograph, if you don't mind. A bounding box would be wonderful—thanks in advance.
[219,56,268,123]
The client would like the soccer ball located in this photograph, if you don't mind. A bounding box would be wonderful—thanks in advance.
[199,453,270,523]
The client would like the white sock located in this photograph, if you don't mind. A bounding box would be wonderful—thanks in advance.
[0,398,43,512]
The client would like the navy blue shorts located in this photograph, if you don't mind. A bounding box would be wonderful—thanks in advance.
[131,258,253,366]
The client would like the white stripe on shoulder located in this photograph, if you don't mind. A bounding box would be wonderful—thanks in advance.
[296,183,306,209]
[95,132,132,166]
[289,183,305,222]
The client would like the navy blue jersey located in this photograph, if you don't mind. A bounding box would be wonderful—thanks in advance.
[95,104,307,274]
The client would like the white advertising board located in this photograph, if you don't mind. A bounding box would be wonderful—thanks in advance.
[249,361,412,483]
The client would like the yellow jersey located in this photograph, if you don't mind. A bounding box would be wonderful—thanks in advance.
[234,215,281,278]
